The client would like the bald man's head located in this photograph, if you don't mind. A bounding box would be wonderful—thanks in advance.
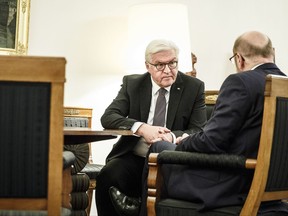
[233,31,274,59]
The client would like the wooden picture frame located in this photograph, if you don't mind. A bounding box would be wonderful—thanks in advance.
[0,0,30,55]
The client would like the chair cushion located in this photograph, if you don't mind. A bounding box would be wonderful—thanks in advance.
[64,144,89,174]
[80,163,104,180]
[63,151,76,169]
[156,199,288,216]
[71,173,90,192]
[156,199,241,216]
[70,210,87,216]
[70,192,89,211]
[0,208,71,216]
[258,201,288,215]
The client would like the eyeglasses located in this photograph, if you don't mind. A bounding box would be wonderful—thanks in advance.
[147,61,178,71]
[229,53,245,63]
[229,53,237,62]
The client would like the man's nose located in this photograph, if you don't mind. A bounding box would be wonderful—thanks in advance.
[163,64,171,73]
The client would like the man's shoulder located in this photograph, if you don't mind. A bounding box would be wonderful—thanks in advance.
[122,73,151,89]
[226,69,262,81]
[124,73,149,79]
[123,73,150,83]
[222,69,269,95]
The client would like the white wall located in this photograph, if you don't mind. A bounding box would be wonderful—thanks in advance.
[28,1,288,215]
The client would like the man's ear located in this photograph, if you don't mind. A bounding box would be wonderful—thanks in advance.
[145,62,149,70]
[240,58,246,70]
[237,54,245,71]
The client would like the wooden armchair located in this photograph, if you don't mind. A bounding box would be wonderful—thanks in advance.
[0,56,68,215]
[147,75,288,216]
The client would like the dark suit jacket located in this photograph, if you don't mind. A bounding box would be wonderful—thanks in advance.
[101,71,206,162]
[166,63,286,210]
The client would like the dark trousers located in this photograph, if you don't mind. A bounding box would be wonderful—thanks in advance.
[96,153,145,216]
[139,141,176,216]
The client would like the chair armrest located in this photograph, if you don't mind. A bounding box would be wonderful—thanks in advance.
[62,151,76,209]
[147,153,162,216]
[157,150,256,169]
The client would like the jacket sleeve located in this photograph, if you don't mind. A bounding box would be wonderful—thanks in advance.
[100,76,137,130]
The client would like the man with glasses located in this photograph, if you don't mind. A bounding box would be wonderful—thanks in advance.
[96,39,207,216]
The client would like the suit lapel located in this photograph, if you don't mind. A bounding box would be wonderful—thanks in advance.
[139,76,152,122]
[166,74,184,129]
[138,73,185,127]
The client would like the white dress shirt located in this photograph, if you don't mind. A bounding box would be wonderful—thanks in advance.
[133,77,175,157]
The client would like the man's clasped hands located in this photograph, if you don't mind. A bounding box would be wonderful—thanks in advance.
[135,123,189,144]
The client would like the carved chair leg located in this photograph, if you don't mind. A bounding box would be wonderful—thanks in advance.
[86,179,96,215]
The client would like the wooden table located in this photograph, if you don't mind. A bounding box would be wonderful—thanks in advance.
[64,127,133,145]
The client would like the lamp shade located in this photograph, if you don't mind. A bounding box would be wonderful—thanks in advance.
[125,3,192,74]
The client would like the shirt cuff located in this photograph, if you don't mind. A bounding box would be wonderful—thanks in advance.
[170,132,176,144]
[131,122,144,136]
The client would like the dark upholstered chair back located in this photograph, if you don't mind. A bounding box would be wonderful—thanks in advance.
[0,82,51,198]
[265,97,288,191]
